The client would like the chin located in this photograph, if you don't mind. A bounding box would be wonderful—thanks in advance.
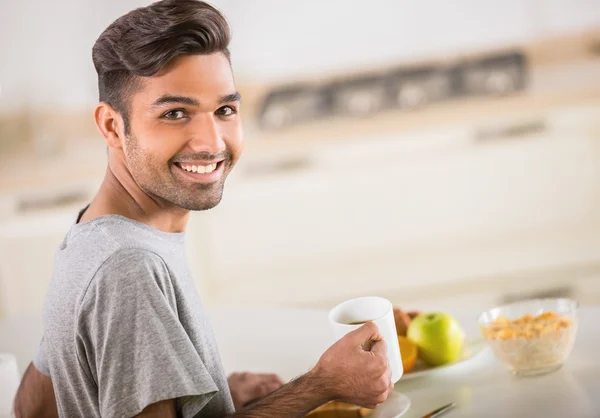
[176,194,224,211]
[189,201,222,211]
[145,179,226,211]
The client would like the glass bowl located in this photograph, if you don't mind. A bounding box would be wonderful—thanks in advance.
[478,298,578,376]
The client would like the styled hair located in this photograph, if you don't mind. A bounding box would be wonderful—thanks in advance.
[92,0,231,134]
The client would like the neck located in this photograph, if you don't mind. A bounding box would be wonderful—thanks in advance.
[80,156,190,233]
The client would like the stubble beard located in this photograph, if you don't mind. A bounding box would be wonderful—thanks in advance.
[124,134,228,211]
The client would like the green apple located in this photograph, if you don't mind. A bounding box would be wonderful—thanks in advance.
[407,312,465,367]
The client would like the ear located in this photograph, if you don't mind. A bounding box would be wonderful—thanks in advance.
[94,102,125,148]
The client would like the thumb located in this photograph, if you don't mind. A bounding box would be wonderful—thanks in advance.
[369,338,388,358]
[348,321,383,351]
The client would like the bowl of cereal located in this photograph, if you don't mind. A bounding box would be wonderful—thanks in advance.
[478,298,578,376]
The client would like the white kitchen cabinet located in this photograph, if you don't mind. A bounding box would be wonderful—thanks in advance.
[0,209,79,318]
[188,104,600,309]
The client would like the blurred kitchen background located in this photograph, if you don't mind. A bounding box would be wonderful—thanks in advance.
[1,0,600,322]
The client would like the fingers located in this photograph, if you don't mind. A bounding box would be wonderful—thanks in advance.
[228,372,283,384]
[260,374,284,394]
[248,381,279,399]
[346,321,384,352]
[228,371,250,384]
[369,338,387,357]
[263,373,284,387]
[351,321,381,341]
[271,373,285,387]
[254,373,284,391]
[362,370,393,409]
[362,380,393,410]
[239,372,285,403]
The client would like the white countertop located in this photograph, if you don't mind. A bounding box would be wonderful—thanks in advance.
[210,306,600,418]
[2,307,599,417]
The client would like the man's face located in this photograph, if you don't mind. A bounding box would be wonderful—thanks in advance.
[121,53,243,211]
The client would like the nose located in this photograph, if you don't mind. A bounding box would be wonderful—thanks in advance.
[187,113,226,155]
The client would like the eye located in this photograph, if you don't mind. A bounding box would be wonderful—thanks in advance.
[216,105,237,117]
[162,109,187,120]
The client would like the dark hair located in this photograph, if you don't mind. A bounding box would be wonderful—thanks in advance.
[92,0,231,134]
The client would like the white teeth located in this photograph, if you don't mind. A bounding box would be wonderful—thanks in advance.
[179,163,218,173]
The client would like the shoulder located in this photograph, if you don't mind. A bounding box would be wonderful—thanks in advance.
[99,247,169,274]
[82,247,175,305]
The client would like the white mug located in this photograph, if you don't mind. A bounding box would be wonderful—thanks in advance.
[328,296,403,383]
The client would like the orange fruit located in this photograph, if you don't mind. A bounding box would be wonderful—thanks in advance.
[398,336,418,373]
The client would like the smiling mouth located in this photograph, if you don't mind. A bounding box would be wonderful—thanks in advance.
[173,160,226,181]
[175,161,219,174]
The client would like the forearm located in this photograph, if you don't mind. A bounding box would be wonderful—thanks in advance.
[14,363,59,418]
[229,371,330,418]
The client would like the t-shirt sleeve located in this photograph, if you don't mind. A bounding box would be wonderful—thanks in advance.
[77,248,218,418]
[33,336,50,376]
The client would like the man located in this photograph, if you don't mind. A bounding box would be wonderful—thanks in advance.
[13,1,394,416]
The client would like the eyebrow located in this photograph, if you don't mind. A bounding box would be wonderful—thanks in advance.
[219,92,242,104]
[150,92,242,109]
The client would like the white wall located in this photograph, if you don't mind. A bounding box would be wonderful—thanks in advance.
[1,0,599,111]
[0,0,99,111]
[226,0,539,81]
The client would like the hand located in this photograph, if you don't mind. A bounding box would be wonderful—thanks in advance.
[310,322,393,409]
[227,372,285,411]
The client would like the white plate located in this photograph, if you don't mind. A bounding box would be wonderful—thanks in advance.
[399,338,486,381]
[369,391,411,418]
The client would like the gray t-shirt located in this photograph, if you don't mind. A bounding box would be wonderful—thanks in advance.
[34,212,235,418]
